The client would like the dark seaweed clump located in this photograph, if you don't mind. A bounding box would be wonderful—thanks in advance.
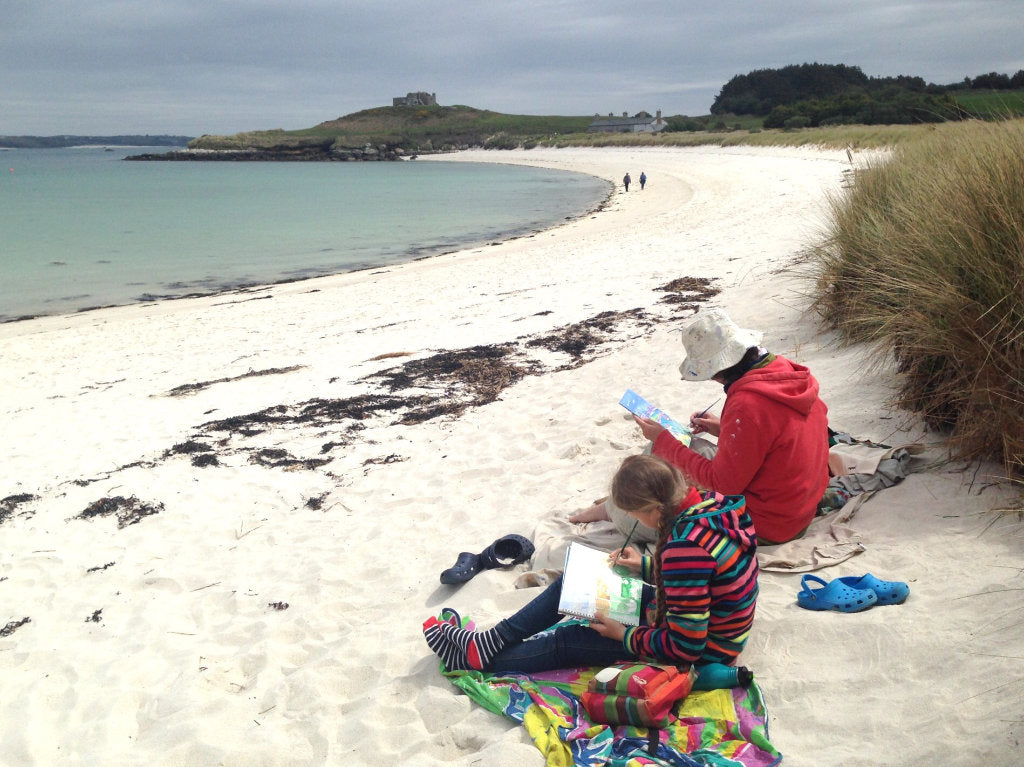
[0,493,38,525]
[656,276,721,310]
[77,496,163,529]
[248,448,331,471]
[525,308,653,368]
[0,617,31,637]
[368,344,542,423]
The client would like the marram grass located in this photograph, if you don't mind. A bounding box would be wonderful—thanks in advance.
[812,118,1024,477]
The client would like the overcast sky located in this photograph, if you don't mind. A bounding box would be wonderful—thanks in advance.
[3,0,1023,136]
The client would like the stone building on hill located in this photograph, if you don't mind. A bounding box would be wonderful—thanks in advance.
[393,91,437,107]
[588,110,666,133]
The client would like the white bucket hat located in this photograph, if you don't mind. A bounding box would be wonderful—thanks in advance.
[678,309,763,381]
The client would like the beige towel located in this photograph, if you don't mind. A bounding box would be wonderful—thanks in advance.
[828,442,926,477]
[757,492,876,573]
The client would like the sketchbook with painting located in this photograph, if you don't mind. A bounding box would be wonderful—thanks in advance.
[618,389,692,446]
[558,542,645,627]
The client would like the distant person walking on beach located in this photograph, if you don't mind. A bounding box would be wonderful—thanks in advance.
[639,171,647,190]
[623,172,631,192]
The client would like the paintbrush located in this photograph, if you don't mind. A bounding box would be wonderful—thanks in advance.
[695,397,722,419]
[690,397,722,432]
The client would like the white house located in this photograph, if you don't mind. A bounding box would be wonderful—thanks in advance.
[587,110,666,133]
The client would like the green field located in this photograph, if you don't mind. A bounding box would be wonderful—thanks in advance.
[951,89,1024,118]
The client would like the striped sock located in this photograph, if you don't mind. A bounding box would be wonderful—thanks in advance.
[423,616,467,671]
[439,623,507,671]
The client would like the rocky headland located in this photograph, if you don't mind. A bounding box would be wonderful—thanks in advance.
[126,143,408,161]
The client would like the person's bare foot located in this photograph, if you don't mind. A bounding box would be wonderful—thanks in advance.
[568,499,611,524]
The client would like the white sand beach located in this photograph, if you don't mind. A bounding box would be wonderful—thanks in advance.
[1,146,1021,766]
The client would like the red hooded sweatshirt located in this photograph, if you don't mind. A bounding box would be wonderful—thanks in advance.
[652,356,829,543]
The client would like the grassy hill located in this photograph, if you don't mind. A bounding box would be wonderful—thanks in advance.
[189,105,593,152]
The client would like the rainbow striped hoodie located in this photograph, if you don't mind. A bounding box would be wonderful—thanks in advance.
[622,494,759,666]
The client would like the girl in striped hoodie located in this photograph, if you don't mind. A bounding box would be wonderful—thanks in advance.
[423,454,759,673]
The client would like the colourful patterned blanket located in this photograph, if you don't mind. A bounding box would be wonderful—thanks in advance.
[444,663,781,766]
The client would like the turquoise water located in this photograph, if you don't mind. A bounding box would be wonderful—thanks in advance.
[0,148,609,321]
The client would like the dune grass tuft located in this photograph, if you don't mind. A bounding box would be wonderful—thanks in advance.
[811,118,1024,477]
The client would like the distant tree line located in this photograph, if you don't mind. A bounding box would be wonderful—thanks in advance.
[0,135,193,148]
[963,70,1024,90]
[709,64,1024,129]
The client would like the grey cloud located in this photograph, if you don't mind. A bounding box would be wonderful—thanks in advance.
[2,0,1021,134]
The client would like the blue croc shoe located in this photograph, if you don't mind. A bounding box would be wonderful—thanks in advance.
[835,574,910,605]
[797,574,877,612]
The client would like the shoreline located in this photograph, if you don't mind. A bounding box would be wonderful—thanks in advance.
[1,146,1020,766]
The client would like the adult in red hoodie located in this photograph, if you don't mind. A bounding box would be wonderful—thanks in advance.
[636,309,829,544]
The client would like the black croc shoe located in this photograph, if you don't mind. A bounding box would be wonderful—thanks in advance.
[439,552,481,585]
[478,534,534,569]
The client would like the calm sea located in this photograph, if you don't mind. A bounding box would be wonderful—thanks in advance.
[0,147,609,322]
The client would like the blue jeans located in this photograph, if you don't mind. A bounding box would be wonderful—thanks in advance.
[489,576,655,673]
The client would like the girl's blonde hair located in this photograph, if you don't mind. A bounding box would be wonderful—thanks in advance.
[610,454,690,625]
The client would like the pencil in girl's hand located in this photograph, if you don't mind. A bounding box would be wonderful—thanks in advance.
[615,518,640,562]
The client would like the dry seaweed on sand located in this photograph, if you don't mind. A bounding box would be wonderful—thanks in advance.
[297,394,435,424]
[655,276,721,307]
[199,344,539,434]
[305,493,329,510]
[163,439,221,467]
[1,493,39,525]
[525,308,653,368]
[319,439,353,454]
[370,344,533,394]
[200,394,428,437]
[98,287,721,483]
[199,404,296,437]
[0,618,31,637]
[367,344,543,422]
[247,448,332,470]
[76,496,164,529]
[165,365,304,397]
[179,298,711,466]
[363,454,405,466]
[163,440,215,457]
[526,325,606,360]
[193,333,588,442]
